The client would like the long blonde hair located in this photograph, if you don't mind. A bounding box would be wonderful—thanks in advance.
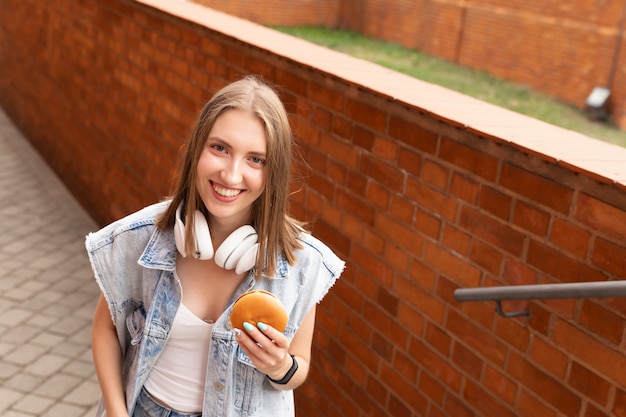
[156,75,304,278]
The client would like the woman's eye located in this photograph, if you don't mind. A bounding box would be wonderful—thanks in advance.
[250,157,266,166]
[211,144,226,153]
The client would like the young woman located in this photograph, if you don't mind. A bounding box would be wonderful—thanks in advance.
[87,75,344,417]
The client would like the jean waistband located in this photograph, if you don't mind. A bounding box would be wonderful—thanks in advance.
[136,387,202,417]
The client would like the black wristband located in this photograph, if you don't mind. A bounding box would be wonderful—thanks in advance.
[268,354,298,385]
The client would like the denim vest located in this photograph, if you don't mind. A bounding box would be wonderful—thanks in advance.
[85,201,344,417]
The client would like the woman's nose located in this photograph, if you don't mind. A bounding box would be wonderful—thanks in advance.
[221,159,243,184]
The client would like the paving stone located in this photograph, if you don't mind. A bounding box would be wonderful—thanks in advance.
[24,354,71,378]
[0,387,23,414]
[64,380,101,406]
[33,373,83,399]
[13,394,55,414]
[0,308,34,327]
[0,107,99,416]
[4,372,45,392]
[41,402,87,417]
[4,344,48,366]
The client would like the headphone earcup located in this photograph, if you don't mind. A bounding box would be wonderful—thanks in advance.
[235,242,259,275]
[193,210,214,260]
[214,225,258,272]
[174,203,188,257]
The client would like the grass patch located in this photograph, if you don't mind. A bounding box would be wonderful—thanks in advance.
[274,26,626,148]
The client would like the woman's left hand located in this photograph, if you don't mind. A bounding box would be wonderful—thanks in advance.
[234,321,293,380]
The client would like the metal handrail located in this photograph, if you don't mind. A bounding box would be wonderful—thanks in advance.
[454,280,626,318]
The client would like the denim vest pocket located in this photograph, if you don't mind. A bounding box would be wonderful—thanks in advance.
[234,346,264,415]
[126,306,146,346]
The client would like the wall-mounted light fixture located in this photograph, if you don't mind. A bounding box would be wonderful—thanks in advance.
[585,86,611,120]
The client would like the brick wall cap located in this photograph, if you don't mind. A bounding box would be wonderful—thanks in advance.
[137,0,626,191]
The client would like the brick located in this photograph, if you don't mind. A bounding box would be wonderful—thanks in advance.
[591,238,626,279]
[553,318,626,386]
[319,132,359,167]
[394,350,419,382]
[397,146,422,176]
[549,218,591,258]
[312,107,332,130]
[439,137,499,181]
[366,181,391,209]
[346,170,368,195]
[507,351,581,416]
[274,68,309,96]
[360,154,405,193]
[615,387,626,417]
[482,365,518,406]
[389,195,415,224]
[352,124,375,151]
[469,240,503,275]
[409,338,464,392]
[308,171,336,200]
[579,300,624,345]
[450,172,479,204]
[376,285,399,317]
[410,260,437,292]
[395,274,445,323]
[379,362,428,414]
[397,300,424,335]
[418,372,446,404]
[517,389,558,417]
[331,114,352,139]
[338,326,379,371]
[584,401,608,417]
[494,315,530,352]
[350,244,392,283]
[388,393,413,417]
[406,177,458,221]
[424,242,481,288]
[425,322,452,356]
[568,361,610,405]
[575,193,626,243]
[363,302,409,347]
[479,185,512,220]
[452,341,483,380]
[459,206,525,256]
[421,158,449,190]
[513,200,550,237]
[326,158,348,184]
[528,335,568,379]
[441,224,471,256]
[388,115,438,154]
[444,393,475,417]
[463,379,516,417]
[445,309,507,367]
[371,331,394,363]
[375,213,424,257]
[502,257,538,286]
[415,209,442,240]
[527,239,607,283]
[372,136,398,161]
[500,164,573,213]
[336,189,375,225]
[308,80,345,111]
[311,220,350,256]
[383,243,410,272]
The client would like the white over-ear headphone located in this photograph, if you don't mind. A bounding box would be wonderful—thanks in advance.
[174,203,259,274]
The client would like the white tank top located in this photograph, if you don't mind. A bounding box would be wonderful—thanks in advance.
[144,302,213,413]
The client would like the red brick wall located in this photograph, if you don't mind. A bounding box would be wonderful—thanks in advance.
[193,0,626,130]
[2,1,626,416]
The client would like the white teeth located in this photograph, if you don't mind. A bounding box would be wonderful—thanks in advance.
[214,184,241,198]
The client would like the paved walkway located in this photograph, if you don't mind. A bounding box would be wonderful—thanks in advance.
[0,107,101,417]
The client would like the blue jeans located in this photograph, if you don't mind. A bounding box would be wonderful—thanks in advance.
[133,388,202,417]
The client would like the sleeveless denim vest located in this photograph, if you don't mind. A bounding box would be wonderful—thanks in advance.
[86,201,344,417]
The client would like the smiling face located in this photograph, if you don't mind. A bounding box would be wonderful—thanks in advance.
[195,109,267,228]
